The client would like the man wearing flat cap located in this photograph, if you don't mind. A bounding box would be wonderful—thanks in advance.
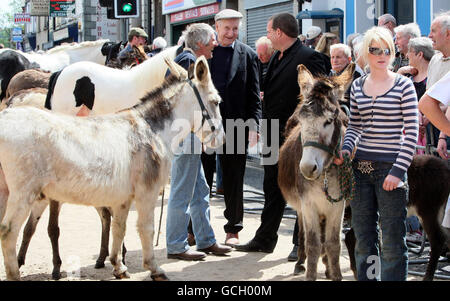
[305,25,322,48]
[208,8,262,246]
[118,27,148,60]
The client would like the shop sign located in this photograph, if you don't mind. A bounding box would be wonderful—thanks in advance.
[30,0,50,16]
[163,0,217,15]
[14,13,31,23]
[50,0,76,17]
[170,2,219,23]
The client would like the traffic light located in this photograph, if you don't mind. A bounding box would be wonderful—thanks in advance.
[114,0,140,18]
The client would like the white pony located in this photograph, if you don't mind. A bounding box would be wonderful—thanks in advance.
[19,39,109,72]
[46,46,179,115]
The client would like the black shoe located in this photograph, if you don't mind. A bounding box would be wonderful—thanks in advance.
[234,239,274,253]
[288,245,298,262]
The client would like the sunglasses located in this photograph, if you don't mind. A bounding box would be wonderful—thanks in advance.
[368,47,391,56]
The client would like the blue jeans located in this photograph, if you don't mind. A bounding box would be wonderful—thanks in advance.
[166,133,216,254]
[350,165,408,281]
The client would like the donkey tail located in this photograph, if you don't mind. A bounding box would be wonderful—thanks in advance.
[45,70,62,110]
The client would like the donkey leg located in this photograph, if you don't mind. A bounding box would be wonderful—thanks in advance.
[1,193,34,280]
[421,214,446,281]
[0,167,9,222]
[94,206,111,269]
[109,202,131,279]
[302,209,321,281]
[18,199,49,267]
[344,228,357,279]
[294,211,306,275]
[48,200,63,280]
[324,220,343,281]
[135,189,167,281]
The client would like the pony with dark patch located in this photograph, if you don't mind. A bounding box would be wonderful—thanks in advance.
[278,63,354,281]
[0,40,109,101]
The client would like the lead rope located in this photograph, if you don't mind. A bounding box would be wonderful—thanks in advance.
[323,153,356,204]
[155,188,165,246]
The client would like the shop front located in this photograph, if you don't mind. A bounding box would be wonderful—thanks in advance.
[53,22,79,46]
[167,1,220,45]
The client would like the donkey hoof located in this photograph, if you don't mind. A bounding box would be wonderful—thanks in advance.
[151,273,169,281]
[17,258,25,268]
[95,261,105,269]
[113,271,130,279]
[294,263,306,275]
[52,271,61,280]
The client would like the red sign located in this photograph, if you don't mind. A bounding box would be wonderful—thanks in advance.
[14,13,31,23]
[170,3,219,23]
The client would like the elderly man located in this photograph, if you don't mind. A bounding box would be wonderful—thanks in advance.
[329,43,359,104]
[148,36,167,57]
[393,23,421,72]
[235,12,325,253]
[255,36,274,91]
[427,12,450,159]
[209,9,262,246]
[329,43,352,76]
[165,23,232,261]
[378,13,397,36]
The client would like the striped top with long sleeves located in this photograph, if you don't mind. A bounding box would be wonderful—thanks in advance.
[342,74,419,179]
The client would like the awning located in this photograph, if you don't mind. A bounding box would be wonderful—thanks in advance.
[296,8,343,20]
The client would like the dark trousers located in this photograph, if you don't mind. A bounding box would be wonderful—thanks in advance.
[254,163,286,250]
[219,153,247,234]
[201,152,216,193]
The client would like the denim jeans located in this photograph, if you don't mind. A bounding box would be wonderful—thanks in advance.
[166,133,216,254]
[350,165,408,281]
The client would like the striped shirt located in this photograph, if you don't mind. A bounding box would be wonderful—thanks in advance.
[342,74,419,179]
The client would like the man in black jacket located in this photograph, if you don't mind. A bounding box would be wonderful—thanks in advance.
[235,13,326,253]
[209,9,262,246]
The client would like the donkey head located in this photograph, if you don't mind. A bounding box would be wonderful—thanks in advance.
[166,56,224,150]
[296,63,354,180]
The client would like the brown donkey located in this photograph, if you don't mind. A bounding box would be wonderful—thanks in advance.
[278,63,354,280]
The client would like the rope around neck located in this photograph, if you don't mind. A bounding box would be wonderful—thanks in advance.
[323,154,355,204]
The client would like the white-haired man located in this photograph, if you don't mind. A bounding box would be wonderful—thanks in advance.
[255,36,274,91]
[427,11,450,159]
[165,23,232,261]
[393,23,421,71]
[148,36,167,57]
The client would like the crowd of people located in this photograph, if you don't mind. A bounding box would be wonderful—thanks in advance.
[116,9,449,281]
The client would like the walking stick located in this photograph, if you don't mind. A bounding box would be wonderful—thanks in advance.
[155,188,165,246]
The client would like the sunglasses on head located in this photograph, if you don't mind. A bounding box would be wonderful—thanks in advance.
[368,47,391,56]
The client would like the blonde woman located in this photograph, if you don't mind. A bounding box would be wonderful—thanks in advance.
[336,26,419,281]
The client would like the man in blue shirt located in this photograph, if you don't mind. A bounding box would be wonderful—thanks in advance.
[166,23,232,261]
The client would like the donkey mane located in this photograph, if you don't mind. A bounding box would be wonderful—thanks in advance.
[130,74,188,130]
[46,39,110,54]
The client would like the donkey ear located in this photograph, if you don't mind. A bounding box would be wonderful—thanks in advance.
[333,62,355,97]
[164,57,188,80]
[297,64,315,100]
[194,56,210,85]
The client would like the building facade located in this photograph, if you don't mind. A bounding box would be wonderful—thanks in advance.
[20,0,450,52]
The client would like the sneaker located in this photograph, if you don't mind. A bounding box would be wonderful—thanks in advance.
[406,231,423,243]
